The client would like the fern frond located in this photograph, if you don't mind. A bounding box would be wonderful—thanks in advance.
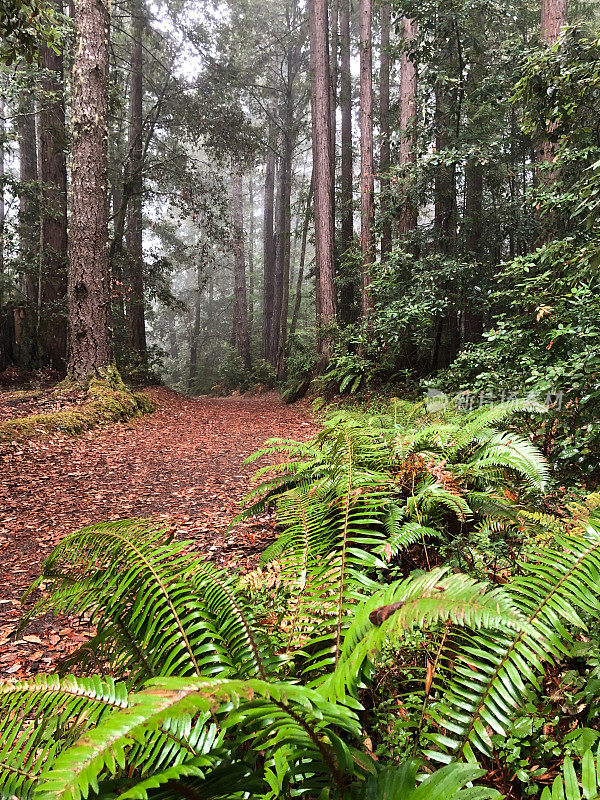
[425,521,600,763]
[0,675,127,800]
[23,521,273,683]
[322,568,529,704]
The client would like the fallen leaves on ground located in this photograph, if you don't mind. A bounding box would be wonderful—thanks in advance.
[0,387,318,678]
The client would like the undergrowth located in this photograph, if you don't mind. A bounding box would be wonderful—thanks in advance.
[1,399,599,799]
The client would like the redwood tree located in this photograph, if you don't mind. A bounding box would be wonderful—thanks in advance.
[537,0,568,177]
[398,17,417,235]
[379,2,391,259]
[68,0,112,381]
[308,0,336,355]
[359,0,374,320]
[232,165,251,372]
[126,0,146,359]
[39,4,68,370]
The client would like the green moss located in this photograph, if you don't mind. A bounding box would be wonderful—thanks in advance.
[0,380,155,445]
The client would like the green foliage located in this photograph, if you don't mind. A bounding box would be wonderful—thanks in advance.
[0,0,63,64]
[3,516,533,799]
[4,403,600,798]
[540,747,600,800]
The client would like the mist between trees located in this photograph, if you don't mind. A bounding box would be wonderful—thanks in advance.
[0,0,597,420]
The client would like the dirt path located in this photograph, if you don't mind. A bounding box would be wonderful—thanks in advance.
[0,387,318,677]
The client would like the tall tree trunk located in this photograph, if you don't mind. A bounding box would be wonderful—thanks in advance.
[276,133,293,380]
[290,174,314,340]
[247,171,254,336]
[18,91,38,306]
[433,86,456,254]
[464,159,482,256]
[536,0,568,190]
[379,2,391,260]
[270,154,284,365]
[398,17,418,235]
[188,279,201,393]
[68,0,112,381]
[261,115,277,360]
[16,86,39,365]
[329,0,338,178]
[339,0,354,321]
[0,98,4,299]
[308,0,336,358]
[541,0,568,44]
[232,166,252,372]
[39,9,68,371]
[359,0,374,320]
[126,0,146,359]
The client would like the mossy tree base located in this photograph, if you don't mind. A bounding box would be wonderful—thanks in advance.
[0,377,154,445]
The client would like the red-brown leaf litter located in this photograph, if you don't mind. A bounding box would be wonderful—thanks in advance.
[0,387,318,678]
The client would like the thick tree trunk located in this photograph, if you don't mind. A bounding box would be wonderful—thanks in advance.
[379,3,391,260]
[261,116,277,360]
[359,0,374,320]
[0,99,4,300]
[329,0,338,178]
[536,0,568,187]
[232,166,251,372]
[126,0,146,359]
[68,0,112,382]
[339,0,354,321]
[398,18,418,235]
[308,0,336,358]
[541,0,568,43]
[39,13,68,371]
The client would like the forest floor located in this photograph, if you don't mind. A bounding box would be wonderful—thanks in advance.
[0,386,318,679]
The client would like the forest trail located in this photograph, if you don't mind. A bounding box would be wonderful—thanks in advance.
[0,387,318,677]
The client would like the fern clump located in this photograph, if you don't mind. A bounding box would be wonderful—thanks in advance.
[3,401,600,799]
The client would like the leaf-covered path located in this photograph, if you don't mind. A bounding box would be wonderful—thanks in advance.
[0,387,317,677]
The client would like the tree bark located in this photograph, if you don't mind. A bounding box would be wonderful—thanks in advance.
[232,165,251,372]
[0,98,4,301]
[308,0,336,357]
[68,0,112,382]
[359,0,374,320]
[329,0,339,180]
[188,278,201,393]
[18,89,38,306]
[398,18,418,235]
[536,0,568,185]
[379,2,391,260]
[247,171,254,336]
[39,8,68,371]
[261,114,277,360]
[126,0,146,359]
[338,0,354,321]
[433,86,456,254]
[274,135,292,378]
[464,160,482,256]
[290,174,314,340]
[541,0,568,44]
